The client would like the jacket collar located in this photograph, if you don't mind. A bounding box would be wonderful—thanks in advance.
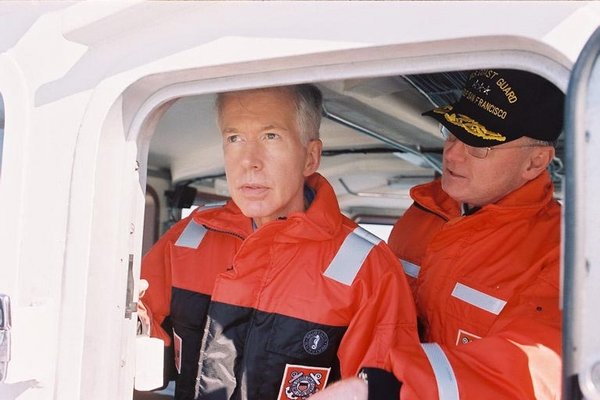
[411,170,556,220]
[192,173,344,242]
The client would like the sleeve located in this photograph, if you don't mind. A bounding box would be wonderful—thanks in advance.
[336,242,420,378]
[139,218,189,345]
[390,248,561,399]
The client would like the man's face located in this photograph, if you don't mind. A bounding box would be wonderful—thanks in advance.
[219,88,321,227]
[441,135,539,207]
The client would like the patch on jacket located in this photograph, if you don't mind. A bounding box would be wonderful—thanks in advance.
[278,364,331,400]
[303,329,329,355]
[456,328,481,345]
[173,329,182,374]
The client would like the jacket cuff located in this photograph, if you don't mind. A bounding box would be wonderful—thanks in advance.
[359,367,402,400]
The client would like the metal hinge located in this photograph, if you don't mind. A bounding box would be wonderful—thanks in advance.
[124,254,137,319]
[0,294,11,382]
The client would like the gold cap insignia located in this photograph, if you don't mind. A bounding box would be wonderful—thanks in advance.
[433,105,506,142]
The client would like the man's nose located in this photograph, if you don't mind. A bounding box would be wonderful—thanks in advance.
[443,139,467,161]
[240,141,264,170]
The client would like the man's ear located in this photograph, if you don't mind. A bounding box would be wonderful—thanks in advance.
[304,139,323,177]
[523,146,555,180]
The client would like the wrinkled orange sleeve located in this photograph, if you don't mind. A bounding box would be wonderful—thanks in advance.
[337,242,420,377]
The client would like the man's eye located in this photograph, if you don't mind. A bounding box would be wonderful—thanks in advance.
[226,135,242,143]
[264,133,279,140]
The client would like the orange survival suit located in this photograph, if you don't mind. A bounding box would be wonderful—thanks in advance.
[141,173,418,400]
[387,171,561,399]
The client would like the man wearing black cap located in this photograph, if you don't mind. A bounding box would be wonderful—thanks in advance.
[312,69,563,399]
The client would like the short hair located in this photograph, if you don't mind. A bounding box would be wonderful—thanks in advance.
[215,84,323,145]
[525,137,558,149]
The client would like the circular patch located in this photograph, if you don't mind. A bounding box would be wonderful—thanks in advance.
[303,329,329,355]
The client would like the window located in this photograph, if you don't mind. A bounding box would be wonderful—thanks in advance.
[142,185,160,256]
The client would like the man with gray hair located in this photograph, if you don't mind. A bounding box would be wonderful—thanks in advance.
[140,84,419,399]
[313,69,564,400]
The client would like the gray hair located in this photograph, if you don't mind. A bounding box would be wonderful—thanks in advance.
[215,84,323,145]
[525,137,558,149]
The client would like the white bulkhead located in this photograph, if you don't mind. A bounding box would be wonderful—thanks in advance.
[0,2,599,399]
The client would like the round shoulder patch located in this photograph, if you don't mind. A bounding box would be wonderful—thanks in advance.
[303,329,329,355]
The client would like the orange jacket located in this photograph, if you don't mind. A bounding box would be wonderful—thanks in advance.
[141,173,418,400]
[387,171,561,399]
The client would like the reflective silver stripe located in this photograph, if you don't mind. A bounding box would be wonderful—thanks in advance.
[421,343,459,400]
[451,282,507,315]
[175,220,208,249]
[201,201,226,209]
[323,227,381,286]
[400,259,421,278]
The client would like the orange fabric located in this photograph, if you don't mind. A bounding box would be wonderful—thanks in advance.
[141,173,419,376]
[388,171,561,399]
[139,205,244,345]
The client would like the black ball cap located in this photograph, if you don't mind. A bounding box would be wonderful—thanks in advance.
[423,69,565,148]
